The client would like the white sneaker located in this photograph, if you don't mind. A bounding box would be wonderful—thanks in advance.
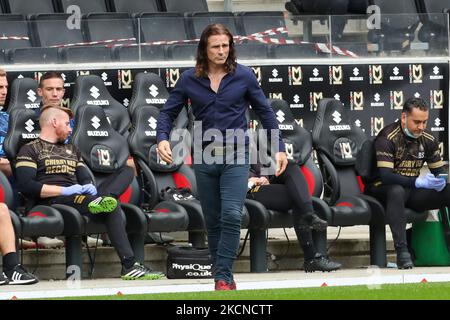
[19,238,37,250]
[84,235,103,248]
[37,236,64,249]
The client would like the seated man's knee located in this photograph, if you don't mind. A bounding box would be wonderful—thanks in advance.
[0,203,9,219]
[388,185,407,200]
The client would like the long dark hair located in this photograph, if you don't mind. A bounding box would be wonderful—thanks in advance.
[195,23,237,78]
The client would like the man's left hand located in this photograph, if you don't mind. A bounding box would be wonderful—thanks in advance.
[82,183,97,195]
[275,152,288,177]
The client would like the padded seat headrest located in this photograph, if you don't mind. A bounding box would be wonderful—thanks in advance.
[260,99,312,165]
[312,98,366,166]
[4,108,40,161]
[128,105,187,173]
[71,75,130,136]
[128,72,169,116]
[71,105,128,173]
[7,78,41,112]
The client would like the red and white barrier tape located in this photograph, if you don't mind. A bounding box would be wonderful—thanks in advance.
[0,27,358,57]
[0,36,29,40]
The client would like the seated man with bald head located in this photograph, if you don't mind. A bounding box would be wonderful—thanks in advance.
[15,105,163,280]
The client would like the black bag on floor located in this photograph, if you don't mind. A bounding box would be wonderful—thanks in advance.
[166,246,213,279]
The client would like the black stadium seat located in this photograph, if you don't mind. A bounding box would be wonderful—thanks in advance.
[70,74,130,137]
[113,44,166,62]
[3,108,64,254]
[0,14,32,50]
[127,104,207,248]
[312,98,428,266]
[186,11,238,39]
[30,13,84,47]
[244,99,331,271]
[7,77,42,112]
[72,105,189,262]
[59,46,112,63]
[271,43,320,58]
[160,0,208,13]
[138,12,189,42]
[235,11,287,38]
[128,72,170,115]
[83,12,136,46]
[416,0,449,50]
[368,0,420,52]
[7,47,60,64]
[166,43,197,61]
[58,0,109,14]
[3,0,58,15]
[109,0,159,14]
[235,43,270,59]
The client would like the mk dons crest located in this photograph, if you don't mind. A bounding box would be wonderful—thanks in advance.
[270,93,283,100]
[118,69,133,89]
[330,66,343,85]
[339,142,353,159]
[310,92,323,111]
[61,98,70,109]
[288,66,302,85]
[350,91,364,111]
[285,143,294,160]
[410,64,423,84]
[431,90,444,109]
[294,119,303,127]
[371,117,384,137]
[252,67,262,86]
[390,91,404,110]
[370,65,383,84]
[166,68,180,88]
[77,71,90,76]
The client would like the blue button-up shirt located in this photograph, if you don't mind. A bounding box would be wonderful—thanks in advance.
[157,63,285,152]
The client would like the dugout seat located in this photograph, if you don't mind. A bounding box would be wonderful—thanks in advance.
[7,77,41,112]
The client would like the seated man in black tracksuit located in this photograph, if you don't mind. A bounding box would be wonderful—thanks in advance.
[366,98,450,269]
[15,105,163,280]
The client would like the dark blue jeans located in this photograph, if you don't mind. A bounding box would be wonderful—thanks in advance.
[193,159,249,283]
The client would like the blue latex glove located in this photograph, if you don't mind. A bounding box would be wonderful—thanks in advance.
[415,173,446,192]
[61,184,83,196]
[82,183,97,195]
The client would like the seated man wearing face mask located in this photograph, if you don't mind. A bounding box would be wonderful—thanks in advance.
[366,98,450,269]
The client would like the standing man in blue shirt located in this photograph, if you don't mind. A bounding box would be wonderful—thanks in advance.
[157,24,287,291]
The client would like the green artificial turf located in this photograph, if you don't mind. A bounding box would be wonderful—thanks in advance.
[50,282,450,300]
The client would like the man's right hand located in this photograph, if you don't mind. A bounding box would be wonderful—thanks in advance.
[415,173,446,192]
[61,184,83,196]
[157,140,173,164]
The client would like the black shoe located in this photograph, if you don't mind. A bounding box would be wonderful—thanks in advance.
[304,253,342,273]
[0,272,8,285]
[145,232,174,245]
[121,262,165,280]
[5,264,39,285]
[396,250,414,269]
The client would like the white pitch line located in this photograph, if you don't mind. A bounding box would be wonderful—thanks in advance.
[2,273,450,300]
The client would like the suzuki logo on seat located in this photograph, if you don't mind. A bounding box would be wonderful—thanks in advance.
[149,85,159,98]
[25,119,34,132]
[90,86,100,99]
[276,110,285,123]
[91,116,101,129]
[332,111,342,124]
[148,117,157,130]
[27,90,37,102]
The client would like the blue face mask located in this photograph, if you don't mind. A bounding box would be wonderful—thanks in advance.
[403,115,418,139]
